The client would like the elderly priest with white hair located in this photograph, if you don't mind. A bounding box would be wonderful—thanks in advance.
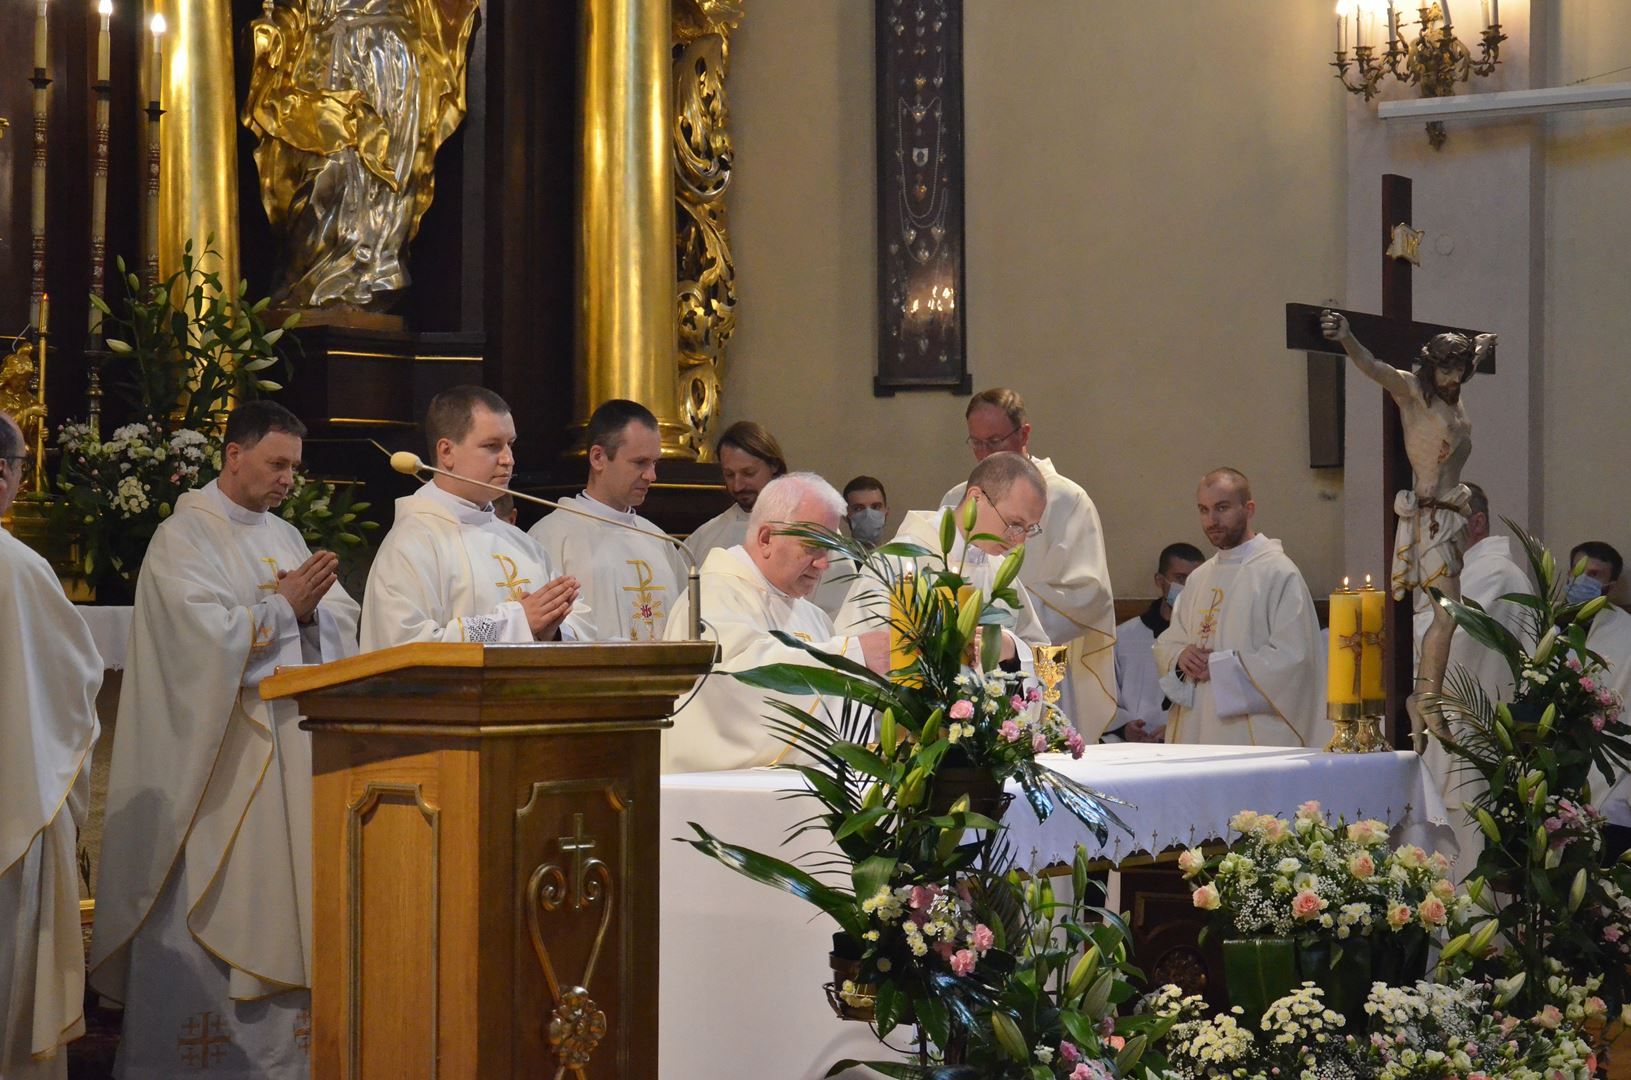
[662,472,891,772]
[0,413,100,1080]
[90,401,360,1079]
[836,451,1050,663]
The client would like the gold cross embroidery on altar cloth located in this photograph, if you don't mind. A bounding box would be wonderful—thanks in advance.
[622,559,667,640]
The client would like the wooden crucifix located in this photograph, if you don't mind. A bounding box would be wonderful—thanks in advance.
[1285,173,1497,749]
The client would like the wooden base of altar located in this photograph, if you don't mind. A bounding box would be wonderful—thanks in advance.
[262,641,714,1080]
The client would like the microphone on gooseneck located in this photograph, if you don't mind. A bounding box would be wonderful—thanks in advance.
[380,448,704,641]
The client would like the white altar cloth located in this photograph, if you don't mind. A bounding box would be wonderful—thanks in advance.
[76,603,133,670]
[658,744,1451,1080]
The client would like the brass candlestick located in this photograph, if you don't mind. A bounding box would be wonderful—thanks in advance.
[31,295,48,494]
[1324,701,1362,754]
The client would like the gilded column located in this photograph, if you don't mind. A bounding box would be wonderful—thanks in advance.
[150,0,238,290]
[575,0,688,457]
[673,0,741,462]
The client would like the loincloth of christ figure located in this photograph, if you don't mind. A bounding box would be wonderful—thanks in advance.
[1321,309,1497,746]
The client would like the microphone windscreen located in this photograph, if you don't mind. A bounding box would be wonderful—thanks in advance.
[389,451,424,475]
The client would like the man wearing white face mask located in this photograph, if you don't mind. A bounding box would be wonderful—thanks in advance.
[843,475,890,550]
[1108,542,1203,742]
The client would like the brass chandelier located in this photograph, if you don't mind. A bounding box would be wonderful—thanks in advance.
[1332,1,1506,148]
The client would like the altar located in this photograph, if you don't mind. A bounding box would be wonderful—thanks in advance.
[657,744,1450,1080]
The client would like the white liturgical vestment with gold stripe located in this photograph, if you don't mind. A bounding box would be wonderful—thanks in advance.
[360,480,592,650]
[1153,533,1323,747]
[89,481,359,1079]
[663,546,863,773]
[528,492,685,641]
[0,529,100,1080]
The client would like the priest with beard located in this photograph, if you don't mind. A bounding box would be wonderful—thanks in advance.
[361,385,592,648]
[684,420,786,564]
[0,413,101,1080]
[662,472,890,773]
[835,451,1050,669]
[1153,468,1323,746]
[938,389,1118,739]
[528,399,686,641]
[90,401,359,1078]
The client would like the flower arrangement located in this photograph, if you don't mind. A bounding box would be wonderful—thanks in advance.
[684,506,1127,1073]
[1141,976,1606,1080]
[1428,525,1631,1021]
[1180,803,1463,952]
[54,241,376,590]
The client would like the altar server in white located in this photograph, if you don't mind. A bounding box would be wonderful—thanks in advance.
[940,389,1118,739]
[361,385,591,649]
[1109,542,1204,742]
[0,414,100,1080]
[529,399,685,641]
[1577,543,1631,854]
[1154,468,1323,746]
[90,402,360,1079]
[684,420,786,564]
[1417,484,1531,867]
[663,473,890,773]
[836,452,1049,665]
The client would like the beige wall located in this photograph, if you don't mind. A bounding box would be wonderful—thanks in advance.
[722,2,1350,598]
[1545,1,1631,581]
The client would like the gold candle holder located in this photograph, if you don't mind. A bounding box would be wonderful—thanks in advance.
[1357,712,1388,752]
[1032,644,1069,707]
[1324,701,1363,753]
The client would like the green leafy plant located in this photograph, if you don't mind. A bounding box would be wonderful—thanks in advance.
[684,509,1129,1073]
[1426,524,1631,1028]
[54,239,376,589]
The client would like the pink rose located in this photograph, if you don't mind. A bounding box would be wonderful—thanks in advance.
[1605,926,1622,943]
[1567,657,1583,672]
[999,720,1023,742]
[1582,677,1597,693]
[1386,903,1413,930]
[1292,889,1326,920]
[1417,895,1447,927]
[1065,728,1086,759]
[949,949,977,976]
[1431,878,1455,901]
[1177,849,1207,878]
[1533,1004,1562,1030]
[1010,695,1026,711]
[910,884,940,911]
[1349,853,1376,880]
[1032,731,1048,753]
[1059,1040,1080,1064]
[949,699,974,720]
[1296,799,1323,820]
[1594,714,1607,732]
[1192,883,1221,911]
[970,923,994,953]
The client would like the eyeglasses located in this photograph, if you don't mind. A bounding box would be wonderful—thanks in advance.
[1,455,27,473]
[965,427,1020,452]
[984,495,1042,540]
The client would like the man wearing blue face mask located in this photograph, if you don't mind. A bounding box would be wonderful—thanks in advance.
[1570,542,1631,857]
[1566,541,1622,608]
[1108,542,1203,742]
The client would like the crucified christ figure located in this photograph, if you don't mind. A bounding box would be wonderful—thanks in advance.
[1321,309,1497,748]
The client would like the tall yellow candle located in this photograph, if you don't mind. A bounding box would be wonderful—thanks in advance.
[1359,576,1385,708]
[888,571,920,687]
[1327,578,1362,708]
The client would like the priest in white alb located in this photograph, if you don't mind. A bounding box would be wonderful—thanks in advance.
[1154,468,1323,746]
[529,400,686,640]
[361,385,592,649]
[1417,483,1532,868]
[1577,543,1631,854]
[837,451,1049,667]
[939,389,1118,739]
[90,402,360,1079]
[0,414,101,1080]
[684,419,786,564]
[663,472,890,773]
